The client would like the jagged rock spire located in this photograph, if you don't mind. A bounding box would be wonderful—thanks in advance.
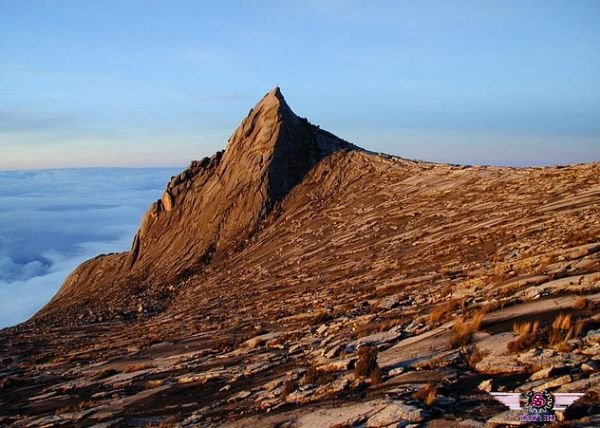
[39,88,358,321]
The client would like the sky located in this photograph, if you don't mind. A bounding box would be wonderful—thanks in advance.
[0,2,599,326]
[0,168,178,327]
[1,0,599,168]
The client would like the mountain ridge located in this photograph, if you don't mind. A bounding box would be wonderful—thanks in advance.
[2,89,599,427]
[36,87,358,323]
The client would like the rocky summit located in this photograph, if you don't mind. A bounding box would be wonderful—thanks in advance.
[1,88,599,427]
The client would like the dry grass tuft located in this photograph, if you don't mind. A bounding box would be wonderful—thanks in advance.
[123,363,152,373]
[302,365,333,386]
[312,310,332,325]
[450,311,484,348]
[508,320,539,353]
[468,349,489,367]
[508,313,588,353]
[549,313,584,352]
[143,417,178,428]
[535,254,558,274]
[481,300,502,313]
[354,345,379,380]
[55,400,96,416]
[302,365,318,385]
[513,320,540,336]
[573,297,590,310]
[370,366,382,385]
[492,263,512,283]
[356,318,404,338]
[282,378,297,397]
[552,313,572,331]
[414,383,437,406]
[429,299,462,326]
[94,368,118,379]
[145,379,164,388]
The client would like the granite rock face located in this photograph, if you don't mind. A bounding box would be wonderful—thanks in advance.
[37,88,356,321]
[1,88,599,427]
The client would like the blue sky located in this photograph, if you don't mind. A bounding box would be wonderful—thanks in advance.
[1,0,599,168]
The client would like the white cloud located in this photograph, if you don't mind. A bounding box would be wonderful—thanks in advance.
[0,167,180,328]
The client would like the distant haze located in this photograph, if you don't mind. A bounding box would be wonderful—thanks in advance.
[1,1,599,168]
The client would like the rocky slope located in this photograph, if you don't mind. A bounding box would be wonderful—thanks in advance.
[37,87,356,322]
[0,89,599,427]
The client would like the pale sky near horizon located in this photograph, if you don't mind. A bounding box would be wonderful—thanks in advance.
[1,0,599,169]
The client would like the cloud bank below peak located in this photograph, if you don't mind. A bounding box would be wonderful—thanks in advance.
[0,167,180,328]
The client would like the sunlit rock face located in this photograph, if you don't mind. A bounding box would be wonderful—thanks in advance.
[38,87,357,322]
[1,88,599,427]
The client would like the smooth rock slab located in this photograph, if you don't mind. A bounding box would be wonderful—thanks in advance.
[485,410,526,426]
[532,374,571,391]
[529,366,554,381]
[293,398,426,427]
[475,355,527,376]
[347,326,404,352]
[243,332,282,349]
[366,401,426,426]
[294,399,388,427]
[557,374,600,392]
[177,368,227,384]
[316,358,354,373]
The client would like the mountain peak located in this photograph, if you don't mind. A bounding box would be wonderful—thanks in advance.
[221,87,356,204]
[266,85,283,100]
[254,86,287,112]
[38,88,359,321]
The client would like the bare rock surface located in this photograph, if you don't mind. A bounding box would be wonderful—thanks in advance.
[1,88,599,427]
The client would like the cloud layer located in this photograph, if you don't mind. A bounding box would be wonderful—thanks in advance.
[0,167,180,328]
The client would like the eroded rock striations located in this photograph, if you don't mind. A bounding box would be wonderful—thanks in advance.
[1,88,599,427]
[38,87,356,322]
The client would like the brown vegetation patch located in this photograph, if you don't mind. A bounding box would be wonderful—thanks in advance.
[355,318,404,338]
[508,312,588,353]
[428,298,463,327]
[414,383,438,406]
[354,345,380,383]
[123,363,153,373]
[450,312,484,348]
[303,364,335,386]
